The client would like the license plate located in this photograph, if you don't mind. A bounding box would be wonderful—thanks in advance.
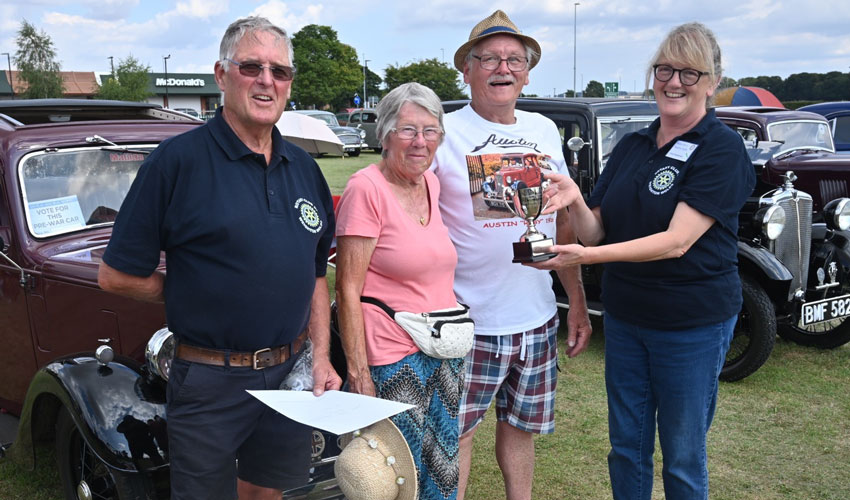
[801,294,850,326]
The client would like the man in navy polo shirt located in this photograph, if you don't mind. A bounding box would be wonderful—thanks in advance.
[98,16,341,500]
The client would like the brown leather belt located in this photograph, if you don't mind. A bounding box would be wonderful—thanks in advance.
[175,331,308,370]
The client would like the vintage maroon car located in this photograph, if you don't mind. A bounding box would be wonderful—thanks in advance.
[715,106,850,355]
[0,100,343,500]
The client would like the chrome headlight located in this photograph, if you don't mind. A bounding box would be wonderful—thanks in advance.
[359,129,366,139]
[756,204,786,240]
[145,327,175,381]
[823,198,850,231]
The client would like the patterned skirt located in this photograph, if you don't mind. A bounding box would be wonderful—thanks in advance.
[371,353,465,500]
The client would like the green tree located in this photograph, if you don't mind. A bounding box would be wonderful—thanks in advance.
[718,76,737,89]
[584,80,604,97]
[383,58,467,101]
[738,75,784,98]
[96,55,152,101]
[291,25,362,110]
[14,20,63,98]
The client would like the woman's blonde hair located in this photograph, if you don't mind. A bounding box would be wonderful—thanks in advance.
[645,22,722,107]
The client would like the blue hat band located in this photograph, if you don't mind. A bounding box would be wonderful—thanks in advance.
[479,26,519,36]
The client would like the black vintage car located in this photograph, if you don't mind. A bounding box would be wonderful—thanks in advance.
[443,98,850,382]
[0,100,344,499]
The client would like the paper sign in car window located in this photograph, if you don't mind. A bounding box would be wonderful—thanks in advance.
[29,195,86,235]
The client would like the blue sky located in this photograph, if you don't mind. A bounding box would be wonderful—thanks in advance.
[2,0,849,98]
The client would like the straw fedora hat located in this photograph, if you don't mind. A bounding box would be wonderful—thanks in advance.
[334,419,418,500]
[453,10,541,72]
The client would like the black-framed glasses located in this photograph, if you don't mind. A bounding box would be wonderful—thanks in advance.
[471,54,529,72]
[391,126,443,141]
[653,64,708,86]
[225,58,295,81]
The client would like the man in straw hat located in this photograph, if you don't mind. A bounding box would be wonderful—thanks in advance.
[432,10,592,500]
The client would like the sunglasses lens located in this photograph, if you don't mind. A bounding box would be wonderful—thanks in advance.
[238,63,262,77]
[271,67,293,81]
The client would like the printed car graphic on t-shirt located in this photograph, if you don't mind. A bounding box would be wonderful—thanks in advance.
[465,152,553,220]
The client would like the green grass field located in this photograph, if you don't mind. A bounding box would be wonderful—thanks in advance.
[2,152,848,499]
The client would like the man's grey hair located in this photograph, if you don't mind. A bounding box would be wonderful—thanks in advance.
[219,16,294,68]
[376,82,445,157]
[466,40,539,71]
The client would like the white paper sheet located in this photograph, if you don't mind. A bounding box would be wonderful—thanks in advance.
[247,390,415,435]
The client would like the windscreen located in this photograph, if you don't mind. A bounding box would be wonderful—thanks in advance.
[19,146,154,237]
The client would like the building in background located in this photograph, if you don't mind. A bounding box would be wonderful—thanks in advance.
[1,70,98,99]
[2,71,220,119]
[145,72,220,118]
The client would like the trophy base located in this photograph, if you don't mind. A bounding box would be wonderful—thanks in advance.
[512,238,556,263]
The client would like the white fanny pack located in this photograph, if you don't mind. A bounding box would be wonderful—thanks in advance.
[361,296,475,359]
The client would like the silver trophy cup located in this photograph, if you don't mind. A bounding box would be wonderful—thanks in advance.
[503,179,556,263]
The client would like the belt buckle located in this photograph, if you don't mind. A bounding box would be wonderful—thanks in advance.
[253,347,271,370]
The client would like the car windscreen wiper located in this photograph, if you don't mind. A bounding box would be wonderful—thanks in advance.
[85,134,152,155]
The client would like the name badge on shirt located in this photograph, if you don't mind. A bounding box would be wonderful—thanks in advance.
[666,140,698,162]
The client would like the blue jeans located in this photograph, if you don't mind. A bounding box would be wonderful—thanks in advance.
[604,313,735,500]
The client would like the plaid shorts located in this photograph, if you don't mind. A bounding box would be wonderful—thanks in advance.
[459,314,559,435]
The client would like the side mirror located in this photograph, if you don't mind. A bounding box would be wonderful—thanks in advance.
[567,136,587,152]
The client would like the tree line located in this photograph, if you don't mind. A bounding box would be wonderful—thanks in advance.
[9,20,849,106]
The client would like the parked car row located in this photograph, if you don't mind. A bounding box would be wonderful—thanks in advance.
[336,108,382,152]
[292,109,367,157]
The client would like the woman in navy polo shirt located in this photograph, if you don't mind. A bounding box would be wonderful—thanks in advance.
[535,22,754,499]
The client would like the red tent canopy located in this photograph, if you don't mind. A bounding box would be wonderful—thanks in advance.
[715,86,784,108]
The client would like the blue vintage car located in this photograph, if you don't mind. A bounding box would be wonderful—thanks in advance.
[798,101,850,153]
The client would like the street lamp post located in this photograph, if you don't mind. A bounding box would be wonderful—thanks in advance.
[573,2,580,97]
[163,54,171,108]
[1,52,13,98]
[363,59,370,109]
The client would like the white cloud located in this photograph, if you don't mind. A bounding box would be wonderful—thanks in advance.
[176,0,228,20]
[249,0,325,34]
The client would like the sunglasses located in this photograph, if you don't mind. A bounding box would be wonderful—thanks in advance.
[225,58,295,81]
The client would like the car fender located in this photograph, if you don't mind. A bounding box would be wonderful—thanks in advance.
[7,354,167,473]
[811,224,850,273]
[737,241,793,304]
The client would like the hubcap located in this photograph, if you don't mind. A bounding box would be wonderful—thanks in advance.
[77,480,93,500]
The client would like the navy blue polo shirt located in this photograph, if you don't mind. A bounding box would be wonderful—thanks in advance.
[587,109,755,330]
[104,108,335,351]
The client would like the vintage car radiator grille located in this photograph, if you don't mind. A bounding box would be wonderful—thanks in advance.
[338,134,361,145]
[774,195,812,298]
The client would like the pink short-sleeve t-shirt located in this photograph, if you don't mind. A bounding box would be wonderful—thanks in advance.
[336,164,458,366]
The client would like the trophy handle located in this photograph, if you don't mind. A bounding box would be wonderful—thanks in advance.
[502,186,520,218]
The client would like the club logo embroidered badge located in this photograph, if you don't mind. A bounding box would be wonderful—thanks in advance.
[648,166,679,195]
[295,198,322,233]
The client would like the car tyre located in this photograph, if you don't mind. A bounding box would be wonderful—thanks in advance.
[348,149,361,157]
[721,275,777,382]
[56,406,150,500]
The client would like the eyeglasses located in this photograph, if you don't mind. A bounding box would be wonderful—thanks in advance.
[471,54,529,72]
[225,58,295,82]
[392,126,443,141]
[653,64,709,86]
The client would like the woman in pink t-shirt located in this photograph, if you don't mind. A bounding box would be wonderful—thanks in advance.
[336,83,463,500]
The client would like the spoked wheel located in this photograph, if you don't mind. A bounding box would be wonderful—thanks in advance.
[779,286,850,348]
[721,275,777,382]
[55,407,148,500]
